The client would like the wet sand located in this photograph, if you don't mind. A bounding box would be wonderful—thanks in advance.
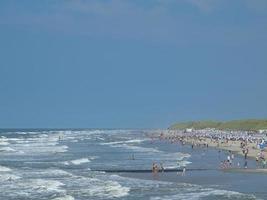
[121,140,267,199]
[222,168,267,174]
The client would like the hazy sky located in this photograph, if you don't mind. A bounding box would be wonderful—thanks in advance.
[0,0,266,128]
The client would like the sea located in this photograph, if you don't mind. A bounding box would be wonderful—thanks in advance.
[0,129,266,200]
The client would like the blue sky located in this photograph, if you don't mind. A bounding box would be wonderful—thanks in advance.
[0,0,266,128]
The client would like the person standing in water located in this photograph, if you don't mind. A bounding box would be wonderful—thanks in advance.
[182,167,186,176]
[160,162,164,173]
[152,163,156,173]
[152,163,159,174]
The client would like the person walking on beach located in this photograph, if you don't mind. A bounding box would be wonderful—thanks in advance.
[263,159,266,168]
[244,160,248,169]
[227,155,231,163]
[256,156,259,167]
[231,153,234,160]
[244,148,248,160]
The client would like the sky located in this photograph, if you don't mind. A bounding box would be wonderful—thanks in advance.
[0,0,266,128]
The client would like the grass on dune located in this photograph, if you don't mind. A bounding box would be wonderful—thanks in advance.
[170,119,267,131]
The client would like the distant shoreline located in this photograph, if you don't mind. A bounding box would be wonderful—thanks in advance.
[170,119,267,131]
[160,129,267,174]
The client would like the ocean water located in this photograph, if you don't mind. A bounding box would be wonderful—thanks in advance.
[0,129,265,200]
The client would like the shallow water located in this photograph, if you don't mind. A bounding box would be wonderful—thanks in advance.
[0,129,266,200]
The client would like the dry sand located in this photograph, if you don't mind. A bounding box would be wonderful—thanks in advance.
[184,137,266,159]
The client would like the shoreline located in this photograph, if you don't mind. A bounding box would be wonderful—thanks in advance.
[222,168,267,174]
[159,130,267,174]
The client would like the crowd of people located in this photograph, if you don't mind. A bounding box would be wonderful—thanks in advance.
[158,129,267,170]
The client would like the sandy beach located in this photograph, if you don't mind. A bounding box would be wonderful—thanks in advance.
[160,129,267,173]
[185,137,265,159]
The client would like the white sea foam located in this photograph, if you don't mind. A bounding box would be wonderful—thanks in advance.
[67,177,130,199]
[26,179,65,192]
[112,143,160,153]
[171,152,191,160]
[97,137,105,141]
[107,175,257,200]
[93,180,130,198]
[176,160,192,168]
[20,142,58,147]
[153,152,191,167]
[0,147,16,152]
[0,133,69,155]
[70,158,90,165]
[63,156,97,166]
[52,195,75,200]
[85,180,129,198]
[111,174,180,187]
[0,140,10,146]
[22,169,73,178]
[0,174,21,181]
[0,178,66,199]
[0,166,12,172]
[3,138,22,142]
[101,139,147,146]
[12,143,68,154]
[16,132,28,135]
[100,137,162,153]
[150,189,257,200]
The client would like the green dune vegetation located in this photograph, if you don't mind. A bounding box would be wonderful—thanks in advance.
[170,119,267,131]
